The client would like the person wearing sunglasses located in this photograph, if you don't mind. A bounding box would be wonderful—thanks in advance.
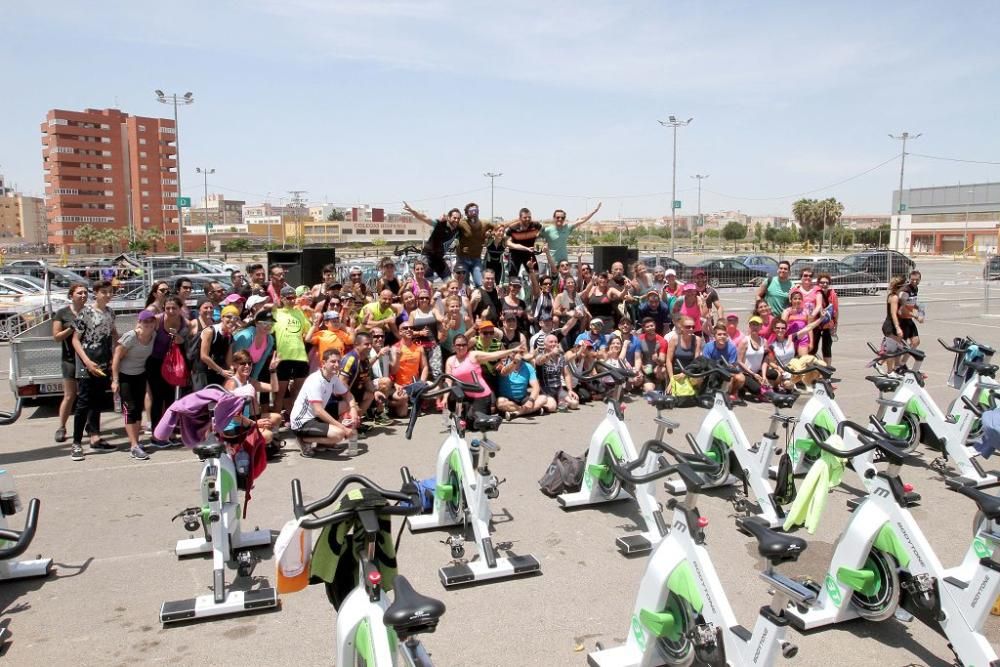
[403,200,459,282]
[756,260,793,317]
[811,272,839,365]
[454,202,493,288]
[790,265,824,320]
[192,304,240,391]
[223,349,283,453]
[271,285,312,416]
[540,202,602,265]
[232,309,276,382]
[143,281,172,314]
[111,310,160,460]
[266,265,288,304]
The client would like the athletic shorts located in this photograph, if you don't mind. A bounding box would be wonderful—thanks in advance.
[294,418,333,439]
[900,319,919,340]
[62,360,76,380]
[118,372,147,425]
[276,359,310,381]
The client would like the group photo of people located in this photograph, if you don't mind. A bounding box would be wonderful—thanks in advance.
[48,199,931,461]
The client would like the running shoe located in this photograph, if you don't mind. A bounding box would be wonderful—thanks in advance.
[130,446,150,460]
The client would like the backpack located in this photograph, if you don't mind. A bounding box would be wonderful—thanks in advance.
[400,478,436,513]
[538,450,586,497]
[773,451,797,506]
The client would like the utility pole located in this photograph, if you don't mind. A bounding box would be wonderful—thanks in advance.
[288,190,307,248]
[484,172,502,222]
[155,90,194,257]
[889,131,921,254]
[658,116,693,258]
[196,167,214,255]
[692,174,709,250]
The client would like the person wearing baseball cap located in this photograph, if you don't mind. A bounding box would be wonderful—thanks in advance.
[192,303,241,391]
[664,267,683,298]
[725,313,744,347]
[672,282,707,338]
[472,320,504,392]
[738,314,768,397]
[574,316,608,350]
[231,308,276,382]
[308,306,354,362]
[112,309,161,460]
[271,283,312,415]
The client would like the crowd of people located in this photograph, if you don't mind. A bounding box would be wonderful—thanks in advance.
[49,200,924,460]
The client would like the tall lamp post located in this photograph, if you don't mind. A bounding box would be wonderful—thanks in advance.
[155,90,193,256]
[659,115,693,258]
[196,167,214,255]
[484,171,502,222]
[692,174,709,249]
[889,131,921,254]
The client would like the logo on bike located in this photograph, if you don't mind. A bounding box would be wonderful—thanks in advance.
[973,537,993,559]
[631,615,646,651]
[872,487,891,499]
[825,574,843,607]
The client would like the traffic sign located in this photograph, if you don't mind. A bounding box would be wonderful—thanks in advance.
[899,204,907,211]
[206,222,213,230]
[672,200,682,209]
[176,196,191,208]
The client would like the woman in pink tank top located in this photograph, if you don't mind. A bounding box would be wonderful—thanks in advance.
[442,333,521,417]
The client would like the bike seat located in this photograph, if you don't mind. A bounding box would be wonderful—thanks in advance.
[737,517,808,564]
[768,392,798,410]
[193,443,224,460]
[472,412,502,433]
[969,361,999,378]
[645,391,675,411]
[383,575,446,635]
[948,482,1000,521]
[865,375,900,393]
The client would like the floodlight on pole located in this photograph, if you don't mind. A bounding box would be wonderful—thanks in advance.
[484,172,502,222]
[155,90,194,256]
[658,115,693,258]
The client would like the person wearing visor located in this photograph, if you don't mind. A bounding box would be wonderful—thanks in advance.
[193,304,240,390]
[272,284,311,415]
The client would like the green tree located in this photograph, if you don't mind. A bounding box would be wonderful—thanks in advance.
[327,209,345,221]
[722,221,747,252]
[753,222,764,249]
[775,228,798,250]
[222,238,252,252]
[75,224,100,253]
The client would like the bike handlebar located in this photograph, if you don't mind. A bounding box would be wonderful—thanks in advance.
[867,340,926,363]
[605,439,720,486]
[393,245,422,257]
[804,421,909,464]
[0,498,41,560]
[769,354,835,378]
[938,337,995,356]
[568,359,630,385]
[682,359,734,380]
[291,467,419,529]
[404,374,485,440]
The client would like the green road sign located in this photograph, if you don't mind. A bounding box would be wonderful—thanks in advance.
[673,200,682,209]
[206,222,213,230]
[176,196,191,208]
[899,204,907,211]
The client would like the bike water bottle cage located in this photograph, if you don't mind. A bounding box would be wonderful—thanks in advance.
[737,516,808,565]
[945,478,1000,521]
[382,575,446,637]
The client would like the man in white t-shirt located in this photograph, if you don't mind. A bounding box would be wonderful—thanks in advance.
[289,349,356,456]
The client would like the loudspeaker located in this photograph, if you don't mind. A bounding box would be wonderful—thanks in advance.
[267,247,335,287]
[593,246,639,274]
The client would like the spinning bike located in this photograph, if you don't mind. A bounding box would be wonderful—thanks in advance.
[868,341,1000,488]
[669,360,801,529]
[0,470,51,583]
[555,361,681,555]
[785,421,1000,667]
[589,440,815,667]
[160,404,277,623]
[279,468,446,667]
[405,374,540,587]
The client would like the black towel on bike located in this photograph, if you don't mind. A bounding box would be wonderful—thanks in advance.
[308,488,399,611]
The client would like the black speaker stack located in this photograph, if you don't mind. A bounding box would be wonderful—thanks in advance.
[267,247,336,287]
[592,245,639,274]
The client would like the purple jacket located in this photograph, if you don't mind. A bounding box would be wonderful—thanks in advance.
[154,386,246,447]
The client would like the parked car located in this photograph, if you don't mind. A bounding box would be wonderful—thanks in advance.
[0,265,86,291]
[842,249,914,279]
[984,256,1000,280]
[789,259,882,295]
[197,258,241,274]
[691,258,768,287]
[169,274,234,299]
[732,254,779,277]
[640,256,692,279]
[0,274,47,293]
[0,278,70,341]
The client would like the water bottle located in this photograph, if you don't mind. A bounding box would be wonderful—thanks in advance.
[0,470,22,517]
[347,430,359,457]
[113,392,122,413]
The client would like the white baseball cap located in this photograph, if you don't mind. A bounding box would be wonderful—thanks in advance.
[665,268,677,277]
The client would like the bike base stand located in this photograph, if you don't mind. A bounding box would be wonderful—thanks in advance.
[615,533,659,556]
[175,528,272,557]
[439,554,540,587]
[0,558,53,581]
[160,587,278,623]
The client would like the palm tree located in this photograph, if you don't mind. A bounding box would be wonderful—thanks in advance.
[74,224,100,254]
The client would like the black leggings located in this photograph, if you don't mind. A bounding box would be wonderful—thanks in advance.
[146,356,175,431]
[74,374,110,443]
[810,329,834,359]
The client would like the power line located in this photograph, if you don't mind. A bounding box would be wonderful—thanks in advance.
[910,152,1000,166]
[495,185,698,199]
[703,153,901,202]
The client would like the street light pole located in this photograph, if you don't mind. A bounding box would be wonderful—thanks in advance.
[692,174,709,249]
[155,90,193,256]
[889,131,921,254]
[659,116,693,258]
[196,167,214,255]
[484,171,502,222]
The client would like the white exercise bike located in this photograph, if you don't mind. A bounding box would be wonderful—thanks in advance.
[405,375,540,587]
[669,360,802,529]
[278,468,446,667]
[785,421,1000,667]
[589,440,815,667]
[160,403,277,623]
[867,341,1000,488]
[555,360,681,555]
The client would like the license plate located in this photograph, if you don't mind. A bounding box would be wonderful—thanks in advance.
[40,382,63,394]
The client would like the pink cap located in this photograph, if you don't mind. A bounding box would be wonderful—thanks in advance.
[682,283,697,292]
[223,293,244,304]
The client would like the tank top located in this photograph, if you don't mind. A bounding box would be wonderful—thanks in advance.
[474,287,501,322]
[744,336,766,373]
[672,334,696,370]
[770,338,796,367]
[450,355,491,398]
[194,324,231,373]
[410,308,438,347]
[786,307,808,340]
[586,292,616,332]
[394,341,423,385]
[442,321,467,354]
[678,299,703,333]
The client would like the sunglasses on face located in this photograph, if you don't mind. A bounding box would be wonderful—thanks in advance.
[372,334,385,338]
[554,216,566,221]
[802,273,812,278]
[454,342,468,348]
[156,287,169,293]
[236,361,251,367]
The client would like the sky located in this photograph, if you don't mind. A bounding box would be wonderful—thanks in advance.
[3,0,1000,221]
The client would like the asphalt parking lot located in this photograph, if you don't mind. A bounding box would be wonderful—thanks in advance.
[0,257,998,666]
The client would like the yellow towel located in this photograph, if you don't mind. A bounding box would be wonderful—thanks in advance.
[782,434,847,534]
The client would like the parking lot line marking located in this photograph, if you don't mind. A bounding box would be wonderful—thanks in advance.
[15,458,195,479]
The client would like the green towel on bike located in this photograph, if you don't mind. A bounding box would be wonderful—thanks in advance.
[782,434,847,534]
[309,488,399,611]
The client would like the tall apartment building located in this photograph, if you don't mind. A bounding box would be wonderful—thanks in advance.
[41,108,179,250]
[0,174,47,245]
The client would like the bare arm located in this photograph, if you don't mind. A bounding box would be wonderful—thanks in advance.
[571,201,602,231]
[52,316,73,343]
[402,201,434,226]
